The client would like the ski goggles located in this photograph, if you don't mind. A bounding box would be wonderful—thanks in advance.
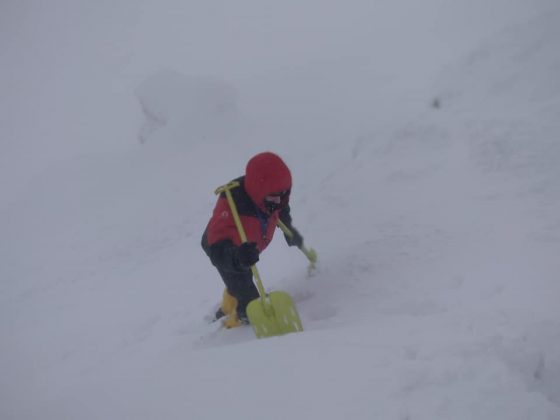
[264,189,290,212]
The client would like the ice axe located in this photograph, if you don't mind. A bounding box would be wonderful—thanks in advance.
[215,181,303,338]
[276,219,317,272]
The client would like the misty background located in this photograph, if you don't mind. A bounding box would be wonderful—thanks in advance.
[2,1,560,419]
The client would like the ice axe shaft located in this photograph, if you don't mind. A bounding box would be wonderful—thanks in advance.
[277,219,317,269]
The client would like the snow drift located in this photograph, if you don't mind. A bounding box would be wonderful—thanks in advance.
[136,70,238,144]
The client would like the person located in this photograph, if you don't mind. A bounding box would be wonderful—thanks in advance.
[201,152,305,328]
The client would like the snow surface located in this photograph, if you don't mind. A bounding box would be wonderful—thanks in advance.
[2,1,560,419]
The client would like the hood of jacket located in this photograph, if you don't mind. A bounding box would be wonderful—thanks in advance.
[244,152,292,212]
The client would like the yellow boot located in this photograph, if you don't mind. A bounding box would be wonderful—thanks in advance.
[220,289,242,329]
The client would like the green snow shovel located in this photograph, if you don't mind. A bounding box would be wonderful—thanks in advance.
[215,181,304,338]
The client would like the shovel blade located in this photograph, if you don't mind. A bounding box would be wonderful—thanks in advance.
[246,291,303,338]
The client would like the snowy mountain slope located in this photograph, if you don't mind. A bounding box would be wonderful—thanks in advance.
[2,1,560,419]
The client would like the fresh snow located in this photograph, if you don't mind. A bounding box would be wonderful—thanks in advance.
[1,1,560,419]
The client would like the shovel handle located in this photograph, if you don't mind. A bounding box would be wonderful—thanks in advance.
[215,182,267,299]
[277,219,317,268]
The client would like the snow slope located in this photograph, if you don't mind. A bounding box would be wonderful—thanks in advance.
[2,1,560,419]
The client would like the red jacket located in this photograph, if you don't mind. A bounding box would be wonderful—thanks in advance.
[205,152,292,253]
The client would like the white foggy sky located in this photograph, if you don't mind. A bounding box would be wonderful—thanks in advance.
[0,0,540,198]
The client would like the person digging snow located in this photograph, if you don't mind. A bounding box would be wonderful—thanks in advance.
[201,152,306,328]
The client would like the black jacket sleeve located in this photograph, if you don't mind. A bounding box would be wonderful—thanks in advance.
[279,205,304,247]
[279,205,293,227]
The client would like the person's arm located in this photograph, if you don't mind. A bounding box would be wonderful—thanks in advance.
[279,206,304,248]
